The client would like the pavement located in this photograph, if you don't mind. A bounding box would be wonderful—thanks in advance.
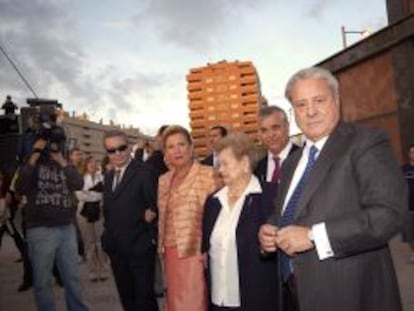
[1,233,414,311]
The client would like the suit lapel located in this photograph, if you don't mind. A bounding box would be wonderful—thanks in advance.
[105,170,115,198]
[259,155,268,184]
[175,162,199,194]
[237,194,256,228]
[205,198,222,243]
[288,144,300,155]
[293,123,350,219]
[112,160,137,197]
[276,150,302,218]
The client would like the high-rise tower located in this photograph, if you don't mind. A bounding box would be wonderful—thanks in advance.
[187,60,263,158]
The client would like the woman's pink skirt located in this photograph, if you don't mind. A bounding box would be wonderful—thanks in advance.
[164,247,207,311]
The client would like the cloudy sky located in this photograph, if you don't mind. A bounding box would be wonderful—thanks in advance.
[0,0,387,135]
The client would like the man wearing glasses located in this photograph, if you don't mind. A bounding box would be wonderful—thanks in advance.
[101,130,159,311]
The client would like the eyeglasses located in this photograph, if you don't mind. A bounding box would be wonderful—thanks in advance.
[106,144,128,154]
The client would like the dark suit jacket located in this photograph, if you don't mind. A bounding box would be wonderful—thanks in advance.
[201,153,214,166]
[202,191,279,311]
[145,150,168,178]
[268,122,407,311]
[101,160,158,257]
[254,143,300,186]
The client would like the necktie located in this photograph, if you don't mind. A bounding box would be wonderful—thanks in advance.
[113,169,121,191]
[271,156,281,183]
[280,145,318,282]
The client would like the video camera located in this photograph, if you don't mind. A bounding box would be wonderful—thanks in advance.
[35,112,66,155]
[20,99,67,161]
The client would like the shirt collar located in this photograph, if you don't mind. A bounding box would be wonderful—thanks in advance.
[268,141,293,161]
[304,135,329,156]
[213,175,262,199]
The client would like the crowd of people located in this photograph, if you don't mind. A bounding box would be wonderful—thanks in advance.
[0,66,412,311]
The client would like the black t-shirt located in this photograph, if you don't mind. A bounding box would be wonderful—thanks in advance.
[402,164,414,211]
[16,162,83,228]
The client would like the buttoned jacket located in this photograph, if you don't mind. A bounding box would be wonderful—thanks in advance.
[158,161,216,258]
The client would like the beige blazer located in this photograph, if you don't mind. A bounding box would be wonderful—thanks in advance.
[158,162,216,258]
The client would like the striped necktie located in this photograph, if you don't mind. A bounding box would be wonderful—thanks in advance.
[280,145,318,282]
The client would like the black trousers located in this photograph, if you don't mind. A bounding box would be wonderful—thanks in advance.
[282,275,300,311]
[109,246,158,311]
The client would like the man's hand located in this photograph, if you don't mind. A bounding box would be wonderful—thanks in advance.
[28,139,47,166]
[275,225,314,257]
[258,224,279,253]
[144,208,157,223]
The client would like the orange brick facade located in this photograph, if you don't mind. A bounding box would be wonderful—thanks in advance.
[187,61,262,158]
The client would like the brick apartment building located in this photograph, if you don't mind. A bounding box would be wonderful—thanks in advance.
[63,114,148,161]
[187,60,264,158]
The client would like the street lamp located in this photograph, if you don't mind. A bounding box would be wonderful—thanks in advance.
[341,26,371,48]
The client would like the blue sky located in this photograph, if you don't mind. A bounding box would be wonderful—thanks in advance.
[0,0,387,134]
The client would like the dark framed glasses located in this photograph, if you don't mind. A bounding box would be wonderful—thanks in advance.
[106,144,128,154]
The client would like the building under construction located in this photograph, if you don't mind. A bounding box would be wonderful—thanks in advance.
[187,60,264,158]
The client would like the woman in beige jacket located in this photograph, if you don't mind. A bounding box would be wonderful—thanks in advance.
[158,125,217,311]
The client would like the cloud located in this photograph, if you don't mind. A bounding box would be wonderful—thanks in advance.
[0,0,98,108]
[133,0,269,51]
[305,0,330,19]
[106,71,184,118]
[0,0,186,131]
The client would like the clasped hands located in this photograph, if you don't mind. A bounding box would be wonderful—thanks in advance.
[259,224,314,257]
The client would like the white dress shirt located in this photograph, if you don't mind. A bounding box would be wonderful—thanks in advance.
[266,141,293,182]
[112,158,131,190]
[209,176,262,307]
[281,137,334,260]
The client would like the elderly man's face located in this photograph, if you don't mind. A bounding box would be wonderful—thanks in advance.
[290,78,340,142]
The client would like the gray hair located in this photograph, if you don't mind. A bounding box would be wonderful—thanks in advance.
[214,132,256,170]
[258,105,288,122]
[285,67,339,102]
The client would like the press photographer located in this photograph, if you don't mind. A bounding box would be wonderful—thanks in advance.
[15,135,89,310]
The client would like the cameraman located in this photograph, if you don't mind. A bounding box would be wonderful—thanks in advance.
[15,138,88,311]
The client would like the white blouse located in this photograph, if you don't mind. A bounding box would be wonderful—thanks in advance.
[75,173,103,205]
[209,176,262,307]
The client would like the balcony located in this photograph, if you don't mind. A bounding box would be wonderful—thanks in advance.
[186,73,202,83]
[240,75,257,84]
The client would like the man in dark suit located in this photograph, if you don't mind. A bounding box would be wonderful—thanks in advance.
[201,125,228,166]
[102,130,159,311]
[254,105,299,203]
[134,125,169,177]
[259,67,407,311]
